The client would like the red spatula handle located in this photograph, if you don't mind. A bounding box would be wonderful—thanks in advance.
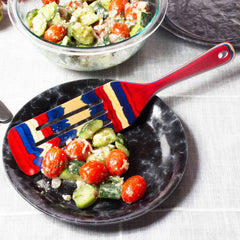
[148,42,235,95]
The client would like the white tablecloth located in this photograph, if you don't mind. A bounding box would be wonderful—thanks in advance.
[1,3,240,239]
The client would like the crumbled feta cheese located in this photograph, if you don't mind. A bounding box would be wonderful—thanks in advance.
[62,194,72,201]
[109,33,119,43]
[109,10,118,18]
[37,179,50,192]
[70,15,78,23]
[51,177,62,189]
[76,179,84,188]
[138,1,148,10]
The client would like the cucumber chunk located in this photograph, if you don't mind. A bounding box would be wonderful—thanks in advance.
[115,141,130,157]
[92,128,117,148]
[130,23,143,37]
[71,22,95,45]
[59,160,84,181]
[81,2,100,26]
[115,133,130,157]
[31,13,47,36]
[72,2,100,26]
[59,168,82,181]
[60,35,72,45]
[98,0,111,11]
[87,145,114,164]
[137,11,152,27]
[79,120,103,139]
[68,159,85,174]
[115,133,127,145]
[99,176,123,199]
[66,21,74,38]
[91,2,108,19]
[73,184,98,209]
[39,2,58,21]
[50,12,66,26]
[26,9,39,28]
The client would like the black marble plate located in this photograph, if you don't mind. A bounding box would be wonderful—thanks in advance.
[162,0,240,47]
[2,79,187,225]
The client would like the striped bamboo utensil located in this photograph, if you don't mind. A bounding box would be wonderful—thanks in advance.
[8,42,235,176]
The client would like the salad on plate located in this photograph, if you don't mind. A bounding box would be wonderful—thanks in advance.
[39,119,147,209]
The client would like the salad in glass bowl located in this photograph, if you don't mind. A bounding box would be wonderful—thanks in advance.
[8,0,167,71]
[26,0,153,47]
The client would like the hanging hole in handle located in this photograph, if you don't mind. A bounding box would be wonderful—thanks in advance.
[218,51,228,59]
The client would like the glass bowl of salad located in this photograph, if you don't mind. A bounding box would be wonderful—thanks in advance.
[8,0,168,71]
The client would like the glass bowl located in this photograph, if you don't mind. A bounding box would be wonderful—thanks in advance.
[8,0,168,71]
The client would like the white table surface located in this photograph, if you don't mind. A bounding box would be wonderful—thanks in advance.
[1,3,240,240]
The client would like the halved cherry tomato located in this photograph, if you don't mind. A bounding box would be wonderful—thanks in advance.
[41,0,59,5]
[121,175,147,203]
[106,149,129,176]
[42,147,68,179]
[112,22,130,38]
[109,0,128,14]
[43,24,66,43]
[65,139,92,161]
[80,160,109,184]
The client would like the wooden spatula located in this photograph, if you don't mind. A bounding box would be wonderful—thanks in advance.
[8,42,235,176]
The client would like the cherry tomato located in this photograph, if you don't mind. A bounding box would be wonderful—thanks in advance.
[43,24,66,43]
[106,149,129,176]
[125,7,137,21]
[112,22,130,38]
[109,0,128,14]
[80,160,109,184]
[121,176,147,203]
[41,0,59,5]
[125,2,138,21]
[65,139,92,161]
[42,147,68,179]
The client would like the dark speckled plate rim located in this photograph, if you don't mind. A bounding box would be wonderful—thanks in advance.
[2,78,188,225]
[162,17,240,47]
